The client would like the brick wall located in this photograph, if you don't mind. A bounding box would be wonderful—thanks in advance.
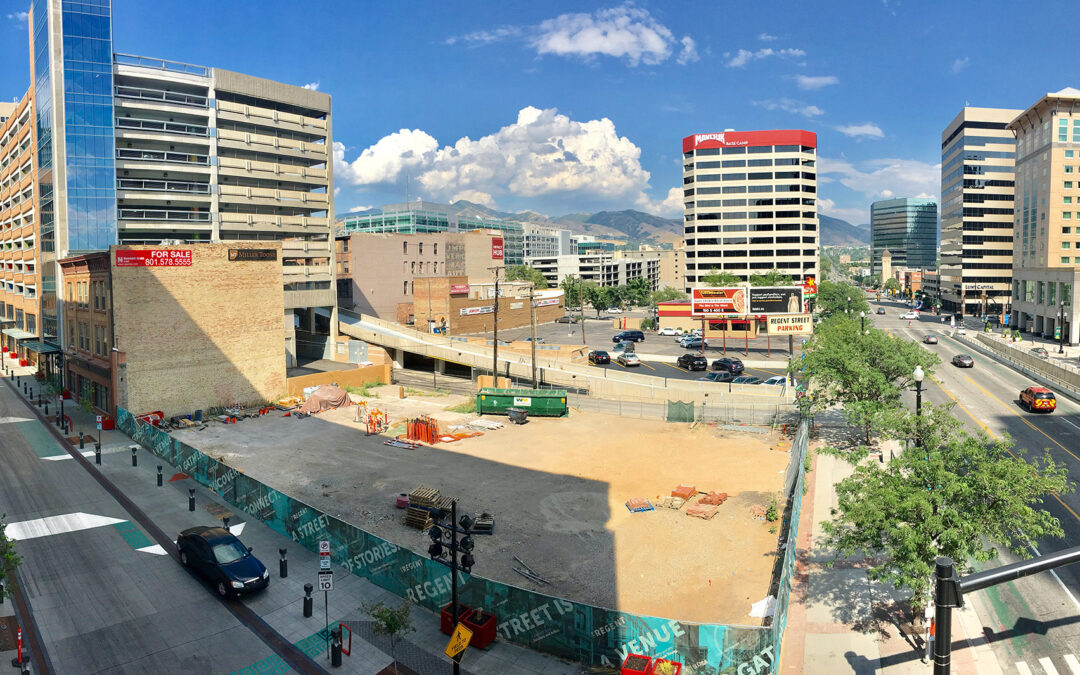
[112,243,286,416]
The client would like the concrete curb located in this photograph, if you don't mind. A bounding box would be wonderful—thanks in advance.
[952,333,1080,406]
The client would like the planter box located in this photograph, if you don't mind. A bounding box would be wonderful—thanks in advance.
[621,654,651,675]
[462,609,497,649]
[100,418,115,431]
[648,658,682,675]
[440,603,472,637]
[19,359,27,367]
[62,390,71,399]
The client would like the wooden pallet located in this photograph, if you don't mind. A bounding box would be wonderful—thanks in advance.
[404,506,434,530]
[408,486,440,509]
[657,496,687,510]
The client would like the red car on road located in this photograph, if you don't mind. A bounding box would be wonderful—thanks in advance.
[1019,386,1057,413]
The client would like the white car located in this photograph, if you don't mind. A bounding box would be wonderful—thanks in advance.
[901,312,919,320]
[957,326,967,335]
[657,326,681,336]
[605,307,623,314]
[762,376,790,386]
[616,352,641,366]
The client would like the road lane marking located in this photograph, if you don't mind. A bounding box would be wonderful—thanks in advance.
[1041,656,1062,675]
[5,512,126,540]
[661,363,688,373]
[639,361,656,371]
[963,375,1080,465]
[1061,418,1080,433]
[0,416,34,424]
[137,544,168,556]
[1064,654,1080,674]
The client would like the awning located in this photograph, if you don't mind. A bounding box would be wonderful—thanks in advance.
[1,328,36,340]
[0,316,13,324]
[22,341,61,355]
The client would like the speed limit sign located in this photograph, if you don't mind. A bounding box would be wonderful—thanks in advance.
[318,571,333,591]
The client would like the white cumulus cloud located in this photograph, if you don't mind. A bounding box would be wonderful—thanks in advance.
[451,190,497,208]
[819,157,941,203]
[795,74,838,90]
[817,198,869,226]
[753,98,824,118]
[532,5,699,66]
[347,205,373,213]
[7,11,28,22]
[301,81,320,91]
[759,33,777,41]
[445,26,523,46]
[336,106,665,213]
[725,47,805,68]
[951,56,970,74]
[835,122,884,139]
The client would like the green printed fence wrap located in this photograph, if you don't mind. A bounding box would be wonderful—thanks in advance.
[118,408,807,674]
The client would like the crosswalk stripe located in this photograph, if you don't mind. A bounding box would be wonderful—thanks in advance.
[1064,654,1080,675]
[1017,663,1034,675]
[1041,657,1061,675]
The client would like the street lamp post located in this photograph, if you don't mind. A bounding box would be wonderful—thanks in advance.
[428,500,476,675]
[1059,302,1066,354]
[860,310,865,333]
[913,365,924,449]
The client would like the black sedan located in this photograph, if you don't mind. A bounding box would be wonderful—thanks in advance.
[711,357,745,374]
[177,526,269,597]
[951,354,974,368]
[676,353,708,371]
[588,350,610,365]
[699,371,735,383]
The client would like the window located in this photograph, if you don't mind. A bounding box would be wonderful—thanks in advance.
[1064,257,1072,264]
[403,281,409,295]
[1066,197,1074,204]
[1067,182,1074,189]
[66,282,72,303]
[432,262,437,274]
[402,242,407,254]
[410,261,415,274]
[1068,150,1076,158]
[1064,242,1071,249]
[1066,212,1074,219]
[1067,166,1075,174]
[433,243,437,255]
[418,243,423,255]
[1059,118,1068,142]
[1065,227,1073,234]
[1074,119,1080,143]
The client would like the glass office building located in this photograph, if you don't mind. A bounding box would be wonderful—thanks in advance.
[870,197,938,277]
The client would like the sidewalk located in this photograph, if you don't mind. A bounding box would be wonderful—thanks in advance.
[1,362,580,675]
[780,412,1004,675]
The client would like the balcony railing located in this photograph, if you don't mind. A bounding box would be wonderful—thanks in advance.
[117,178,210,194]
[114,53,209,77]
[116,117,209,137]
[116,148,210,165]
[118,208,211,222]
[115,85,208,108]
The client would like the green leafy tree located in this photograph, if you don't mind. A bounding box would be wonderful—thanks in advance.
[801,317,938,443]
[625,277,651,307]
[560,275,583,308]
[747,268,795,286]
[79,384,95,414]
[883,278,901,293]
[505,265,548,289]
[0,514,21,603]
[363,599,416,675]
[815,280,870,315]
[820,256,833,279]
[581,282,605,318]
[821,403,1071,619]
[701,271,743,287]
[650,287,688,306]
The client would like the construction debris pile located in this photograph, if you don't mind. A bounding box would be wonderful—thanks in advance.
[625,483,729,521]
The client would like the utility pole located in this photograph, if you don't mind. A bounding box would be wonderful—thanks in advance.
[488,266,503,387]
[579,277,586,347]
[529,285,538,388]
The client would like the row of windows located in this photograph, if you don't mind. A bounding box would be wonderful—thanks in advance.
[963,193,1014,203]
[686,222,816,232]
[682,183,817,194]
[687,145,815,157]
[691,157,811,169]
[691,236,814,248]
[1058,118,1080,143]
[683,248,814,258]
[689,205,811,218]
[941,149,1015,175]
[685,192,810,206]
[692,171,815,182]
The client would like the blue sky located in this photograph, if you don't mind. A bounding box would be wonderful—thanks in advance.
[1,1,1072,225]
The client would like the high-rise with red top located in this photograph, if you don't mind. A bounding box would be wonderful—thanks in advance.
[681,130,819,292]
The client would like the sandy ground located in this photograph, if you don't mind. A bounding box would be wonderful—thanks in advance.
[180,386,789,624]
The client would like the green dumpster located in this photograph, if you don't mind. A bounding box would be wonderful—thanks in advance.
[476,388,569,417]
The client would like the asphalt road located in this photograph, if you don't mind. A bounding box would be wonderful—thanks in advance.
[875,299,1080,673]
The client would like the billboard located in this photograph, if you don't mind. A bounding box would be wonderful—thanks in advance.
[491,237,504,260]
[749,287,805,315]
[690,288,747,316]
[449,284,470,295]
[115,249,192,267]
[460,305,494,316]
[766,314,813,335]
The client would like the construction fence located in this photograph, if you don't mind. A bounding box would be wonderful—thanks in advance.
[118,408,809,673]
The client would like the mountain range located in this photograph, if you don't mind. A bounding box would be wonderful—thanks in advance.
[339,201,870,248]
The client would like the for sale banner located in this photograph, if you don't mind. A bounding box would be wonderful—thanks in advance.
[691,287,747,316]
[115,249,192,267]
[749,287,805,315]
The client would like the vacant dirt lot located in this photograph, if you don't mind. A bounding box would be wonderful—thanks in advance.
[180,386,789,624]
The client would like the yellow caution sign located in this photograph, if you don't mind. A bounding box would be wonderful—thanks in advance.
[444,622,473,660]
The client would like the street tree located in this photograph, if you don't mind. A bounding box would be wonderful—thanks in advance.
[625,277,651,307]
[582,282,605,318]
[883,277,901,293]
[800,317,938,443]
[560,275,583,308]
[0,514,20,603]
[363,599,416,675]
[701,271,743,287]
[650,287,688,306]
[747,268,795,286]
[815,280,870,315]
[505,265,548,289]
[821,403,1071,619]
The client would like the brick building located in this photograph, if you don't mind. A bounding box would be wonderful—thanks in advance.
[58,253,113,413]
[412,276,564,334]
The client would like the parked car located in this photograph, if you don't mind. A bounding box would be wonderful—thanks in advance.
[732,376,764,385]
[657,326,681,336]
[523,337,545,343]
[951,354,974,368]
[875,308,886,315]
[699,371,735,383]
[610,341,635,355]
[923,335,938,344]
[762,376,790,386]
[676,353,708,371]
[588,350,610,365]
[612,330,645,343]
[605,307,623,314]
[681,337,708,349]
[711,357,745,374]
[555,315,578,324]
[177,526,269,598]
[1019,386,1056,413]
[616,352,641,367]
[1030,347,1050,359]
[956,326,967,335]
[901,312,919,320]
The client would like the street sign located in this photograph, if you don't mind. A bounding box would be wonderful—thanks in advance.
[318,571,333,591]
[319,556,331,570]
[444,622,473,659]
[318,540,330,554]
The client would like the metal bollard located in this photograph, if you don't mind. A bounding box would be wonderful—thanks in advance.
[44,401,48,416]
[37,392,42,406]
[95,440,101,465]
[79,432,85,450]
[22,381,26,394]
[131,445,138,467]
[29,387,33,400]
[331,625,342,667]
[157,465,163,487]
[303,583,314,618]
[223,516,230,530]
[279,548,288,578]
[188,488,196,512]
